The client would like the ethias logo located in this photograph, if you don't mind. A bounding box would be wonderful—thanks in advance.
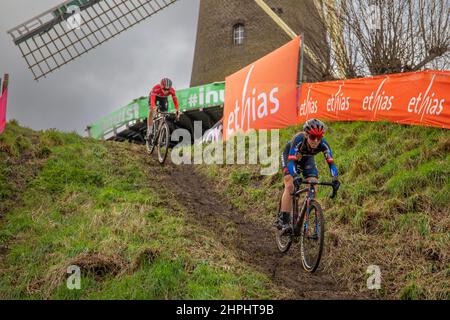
[327,84,350,115]
[227,65,280,136]
[298,86,318,118]
[362,78,394,118]
[407,75,444,121]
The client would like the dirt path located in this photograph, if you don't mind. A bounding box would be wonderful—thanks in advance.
[143,153,364,299]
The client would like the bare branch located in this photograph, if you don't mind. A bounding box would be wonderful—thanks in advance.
[308,0,449,79]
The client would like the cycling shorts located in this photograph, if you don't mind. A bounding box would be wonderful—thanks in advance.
[151,96,168,112]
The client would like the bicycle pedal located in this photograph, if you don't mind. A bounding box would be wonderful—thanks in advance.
[281,226,292,235]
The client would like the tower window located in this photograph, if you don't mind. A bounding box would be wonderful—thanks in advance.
[271,7,283,14]
[233,24,245,45]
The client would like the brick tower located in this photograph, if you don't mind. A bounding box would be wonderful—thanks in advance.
[190,0,329,87]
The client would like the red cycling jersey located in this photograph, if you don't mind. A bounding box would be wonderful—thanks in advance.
[149,84,179,110]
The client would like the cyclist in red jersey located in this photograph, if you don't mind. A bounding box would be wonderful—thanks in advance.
[146,78,180,140]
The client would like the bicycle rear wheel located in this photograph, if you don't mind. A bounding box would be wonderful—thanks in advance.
[275,199,292,253]
[299,200,324,273]
[157,122,170,164]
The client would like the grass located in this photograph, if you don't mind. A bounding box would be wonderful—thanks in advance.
[195,121,450,299]
[0,120,275,299]
[2,119,448,300]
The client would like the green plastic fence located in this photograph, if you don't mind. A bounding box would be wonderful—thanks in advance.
[88,82,225,139]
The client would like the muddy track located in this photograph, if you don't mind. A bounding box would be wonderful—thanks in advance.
[143,152,364,299]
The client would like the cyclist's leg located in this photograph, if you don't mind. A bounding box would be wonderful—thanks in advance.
[281,174,294,212]
[275,142,293,228]
[281,141,294,212]
[147,103,154,128]
[147,105,156,140]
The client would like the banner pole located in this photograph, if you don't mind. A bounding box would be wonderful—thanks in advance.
[296,34,305,120]
[298,34,305,86]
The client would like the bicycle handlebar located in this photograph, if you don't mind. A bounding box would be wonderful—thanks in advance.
[156,111,174,115]
[155,111,182,122]
[296,180,339,199]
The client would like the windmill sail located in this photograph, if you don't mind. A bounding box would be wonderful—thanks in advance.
[7,0,179,81]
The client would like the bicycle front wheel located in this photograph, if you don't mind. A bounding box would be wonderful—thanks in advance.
[299,200,324,273]
[157,122,170,164]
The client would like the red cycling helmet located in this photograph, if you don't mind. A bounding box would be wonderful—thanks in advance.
[303,118,326,136]
[160,78,172,90]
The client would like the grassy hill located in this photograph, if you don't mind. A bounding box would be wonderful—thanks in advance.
[0,120,275,299]
[1,120,448,299]
[196,121,449,299]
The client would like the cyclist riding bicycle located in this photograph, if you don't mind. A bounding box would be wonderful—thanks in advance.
[274,118,341,230]
[146,78,180,143]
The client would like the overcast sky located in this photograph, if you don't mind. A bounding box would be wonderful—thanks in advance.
[0,0,200,135]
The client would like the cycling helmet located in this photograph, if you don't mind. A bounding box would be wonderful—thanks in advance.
[161,78,172,90]
[303,118,326,136]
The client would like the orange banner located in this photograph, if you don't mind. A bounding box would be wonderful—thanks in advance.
[223,36,301,140]
[0,75,8,135]
[298,70,450,129]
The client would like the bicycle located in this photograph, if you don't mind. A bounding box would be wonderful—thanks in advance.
[146,111,178,164]
[275,179,339,273]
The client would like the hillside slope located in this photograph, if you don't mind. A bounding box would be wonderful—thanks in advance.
[0,121,276,299]
[1,120,448,299]
[196,121,449,299]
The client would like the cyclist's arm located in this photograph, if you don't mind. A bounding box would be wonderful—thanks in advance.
[321,139,338,178]
[287,135,303,176]
[150,93,156,108]
[149,87,157,108]
[170,88,179,111]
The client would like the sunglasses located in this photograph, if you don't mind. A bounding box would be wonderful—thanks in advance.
[308,134,323,141]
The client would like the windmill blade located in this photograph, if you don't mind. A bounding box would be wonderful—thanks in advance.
[7,0,180,81]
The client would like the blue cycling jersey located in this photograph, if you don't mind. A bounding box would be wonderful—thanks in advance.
[286,132,338,178]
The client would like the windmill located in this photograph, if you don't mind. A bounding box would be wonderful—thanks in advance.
[7,0,180,81]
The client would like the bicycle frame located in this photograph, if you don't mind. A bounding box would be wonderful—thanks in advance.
[151,111,172,143]
[291,185,313,235]
[290,181,335,236]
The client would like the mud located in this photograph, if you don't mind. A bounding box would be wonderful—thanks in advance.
[142,152,366,299]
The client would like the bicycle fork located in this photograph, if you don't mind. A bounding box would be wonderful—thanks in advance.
[295,190,320,240]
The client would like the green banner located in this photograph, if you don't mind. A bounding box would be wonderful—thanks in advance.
[88,98,148,140]
[168,82,225,112]
[88,82,225,140]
